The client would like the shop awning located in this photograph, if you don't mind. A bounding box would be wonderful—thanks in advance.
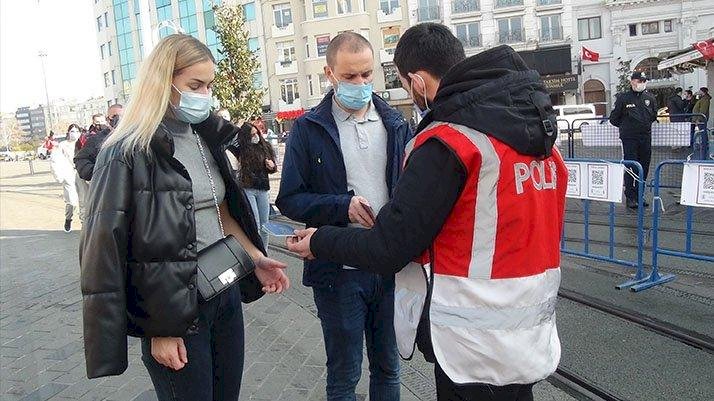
[658,38,714,73]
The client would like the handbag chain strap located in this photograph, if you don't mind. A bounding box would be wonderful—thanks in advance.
[193,130,225,237]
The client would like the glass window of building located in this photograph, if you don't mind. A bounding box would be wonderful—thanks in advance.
[248,37,259,52]
[100,44,106,59]
[108,41,113,56]
[156,0,173,38]
[253,72,262,89]
[629,24,637,36]
[280,78,300,103]
[417,0,440,22]
[641,21,659,35]
[664,19,673,32]
[577,17,601,40]
[319,74,331,94]
[111,70,116,85]
[380,0,400,14]
[455,22,480,48]
[452,0,478,14]
[277,41,296,63]
[104,72,110,87]
[497,17,523,44]
[495,0,523,8]
[97,16,103,32]
[383,64,402,90]
[273,3,292,28]
[337,0,352,14]
[316,35,330,57]
[178,0,199,37]
[244,2,256,21]
[308,75,314,96]
[540,14,562,41]
[313,0,328,18]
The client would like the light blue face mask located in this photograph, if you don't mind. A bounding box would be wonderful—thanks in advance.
[172,84,212,124]
[335,80,373,110]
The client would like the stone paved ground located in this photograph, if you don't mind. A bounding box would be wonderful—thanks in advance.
[0,160,571,401]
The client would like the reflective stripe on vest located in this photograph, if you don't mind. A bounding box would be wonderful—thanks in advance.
[395,122,564,386]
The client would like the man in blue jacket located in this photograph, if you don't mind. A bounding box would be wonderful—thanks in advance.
[276,32,412,401]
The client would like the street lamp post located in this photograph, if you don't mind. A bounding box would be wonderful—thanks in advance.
[38,51,53,136]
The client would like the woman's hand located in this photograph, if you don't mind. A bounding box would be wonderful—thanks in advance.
[151,337,188,370]
[265,159,276,170]
[254,255,289,294]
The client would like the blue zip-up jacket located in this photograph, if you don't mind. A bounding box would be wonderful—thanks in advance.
[276,91,413,288]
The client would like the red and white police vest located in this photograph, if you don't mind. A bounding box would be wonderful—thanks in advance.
[394,122,568,385]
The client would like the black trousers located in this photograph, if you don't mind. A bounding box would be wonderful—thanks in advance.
[435,364,535,401]
[621,136,652,201]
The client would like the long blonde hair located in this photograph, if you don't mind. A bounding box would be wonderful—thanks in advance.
[103,34,215,156]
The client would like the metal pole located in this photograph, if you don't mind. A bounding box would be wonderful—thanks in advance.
[38,51,53,135]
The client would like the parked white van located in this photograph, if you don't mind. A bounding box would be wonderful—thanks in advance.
[554,104,599,132]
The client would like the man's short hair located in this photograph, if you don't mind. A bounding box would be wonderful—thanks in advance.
[700,87,709,94]
[393,23,465,81]
[686,89,693,95]
[675,87,683,94]
[92,113,104,120]
[108,103,123,110]
[325,32,373,67]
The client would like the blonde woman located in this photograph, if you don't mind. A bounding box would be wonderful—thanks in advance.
[80,34,289,400]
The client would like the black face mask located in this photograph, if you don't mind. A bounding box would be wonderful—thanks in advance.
[109,115,120,128]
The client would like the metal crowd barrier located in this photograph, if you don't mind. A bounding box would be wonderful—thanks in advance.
[560,158,648,289]
[629,159,714,292]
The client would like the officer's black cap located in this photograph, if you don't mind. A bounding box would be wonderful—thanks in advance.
[630,71,647,81]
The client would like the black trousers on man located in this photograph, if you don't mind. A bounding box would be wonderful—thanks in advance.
[435,364,535,401]
[621,135,652,201]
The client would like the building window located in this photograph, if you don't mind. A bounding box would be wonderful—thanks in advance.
[104,72,110,87]
[383,64,402,90]
[540,14,562,41]
[664,19,673,32]
[179,0,199,37]
[156,0,173,38]
[642,21,659,35]
[455,22,480,48]
[253,72,262,89]
[577,17,601,40]
[316,35,330,57]
[273,3,292,28]
[634,57,671,81]
[97,16,103,32]
[337,0,352,14]
[111,70,116,85]
[248,37,259,52]
[280,78,300,104]
[308,75,315,96]
[495,0,523,8]
[417,0,440,22]
[104,12,110,28]
[100,44,106,60]
[628,24,637,36]
[382,26,400,51]
[108,41,113,56]
[537,0,561,5]
[319,74,331,94]
[313,0,328,17]
[244,2,256,21]
[497,17,523,44]
[276,41,296,63]
[452,0,478,14]
[380,0,399,14]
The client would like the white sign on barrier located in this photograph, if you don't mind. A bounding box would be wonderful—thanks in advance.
[565,161,624,203]
[680,163,714,208]
[579,122,691,147]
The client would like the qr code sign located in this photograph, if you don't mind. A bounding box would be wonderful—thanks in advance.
[568,169,577,183]
[704,172,714,190]
[591,169,605,186]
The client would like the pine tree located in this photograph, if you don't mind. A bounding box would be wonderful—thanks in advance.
[615,59,633,94]
[212,4,263,121]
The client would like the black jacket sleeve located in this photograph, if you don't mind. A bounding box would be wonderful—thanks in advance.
[609,93,625,127]
[80,151,132,378]
[74,130,108,181]
[310,139,466,274]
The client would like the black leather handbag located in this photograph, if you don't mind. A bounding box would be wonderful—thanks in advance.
[192,128,259,302]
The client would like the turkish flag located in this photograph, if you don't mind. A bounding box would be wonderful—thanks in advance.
[581,47,600,62]
[694,39,714,61]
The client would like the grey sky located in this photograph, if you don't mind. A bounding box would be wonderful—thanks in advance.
[1,0,104,114]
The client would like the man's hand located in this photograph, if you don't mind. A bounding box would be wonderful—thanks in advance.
[151,337,188,370]
[254,255,289,293]
[348,196,375,228]
[287,229,317,260]
[265,159,276,170]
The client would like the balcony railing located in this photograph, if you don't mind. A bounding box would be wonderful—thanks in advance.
[452,0,479,14]
[497,29,525,44]
[540,26,563,42]
[495,0,523,8]
[417,6,440,22]
[460,35,482,48]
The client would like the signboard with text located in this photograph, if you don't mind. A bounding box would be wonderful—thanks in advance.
[680,163,714,208]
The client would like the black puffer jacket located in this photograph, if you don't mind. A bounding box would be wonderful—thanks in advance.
[74,127,111,181]
[80,114,265,379]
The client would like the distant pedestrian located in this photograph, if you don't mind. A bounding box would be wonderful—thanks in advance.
[74,104,123,181]
[667,87,686,122]
[50,125,81,232]
[609,71,657,209]
[692,87,711,131]
[683,90,695,114]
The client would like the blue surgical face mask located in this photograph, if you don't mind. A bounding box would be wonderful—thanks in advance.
[335,80,373,111]
[171,84,212,124]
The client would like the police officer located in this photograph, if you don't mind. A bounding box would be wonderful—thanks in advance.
[609,71,657,208]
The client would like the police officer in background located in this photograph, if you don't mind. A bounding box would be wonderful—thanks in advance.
[609,71,657,209]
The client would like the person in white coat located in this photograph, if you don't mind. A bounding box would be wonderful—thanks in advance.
[51,125,81,232]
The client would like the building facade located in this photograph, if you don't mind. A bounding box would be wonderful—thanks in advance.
[572,0,714,115]
[44,97,108,133]
[15,106,47,138]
